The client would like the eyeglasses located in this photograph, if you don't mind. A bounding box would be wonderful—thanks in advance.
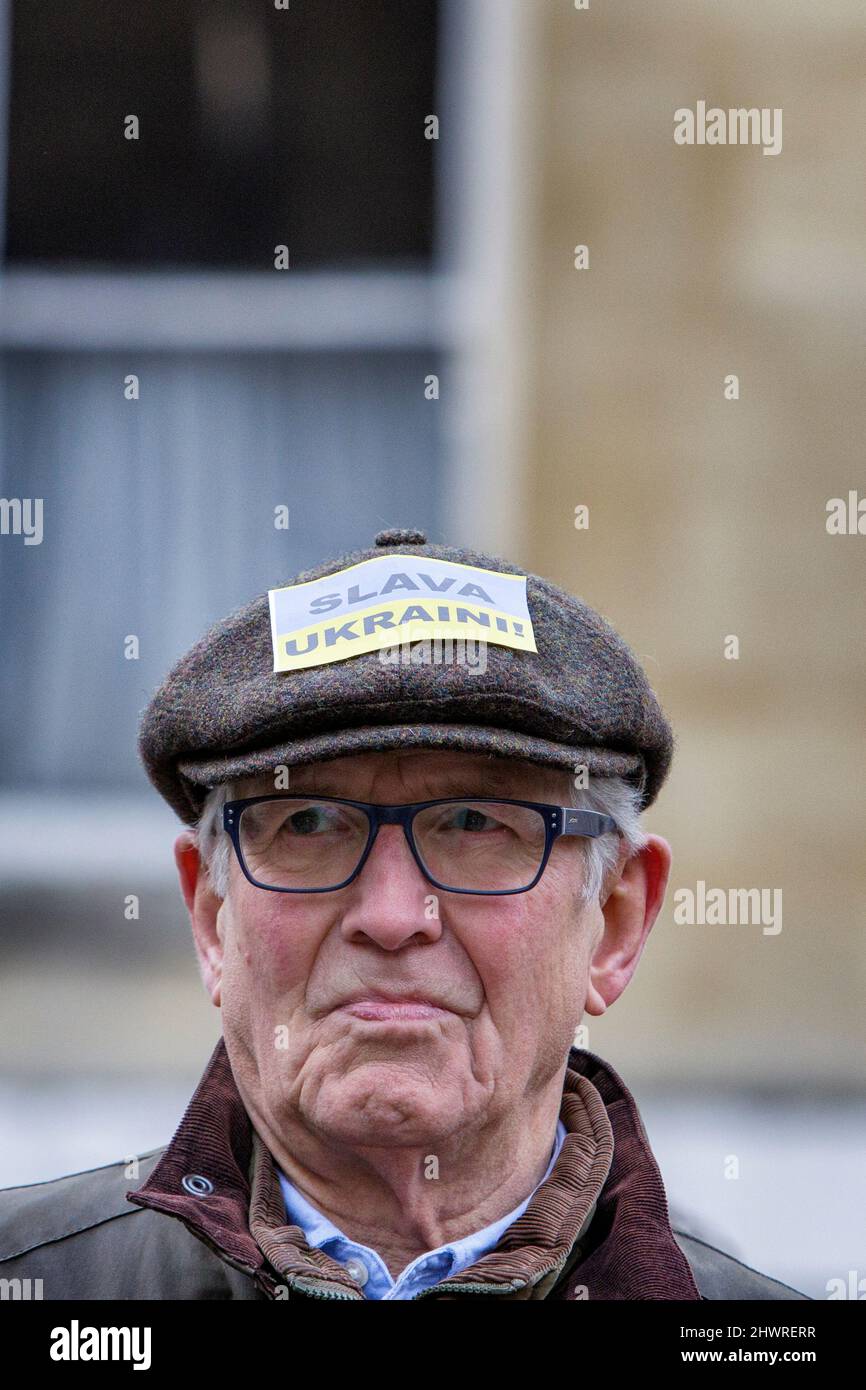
[223,795,618,896]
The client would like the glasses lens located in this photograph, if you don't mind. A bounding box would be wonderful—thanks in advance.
[237,799,369,889]
[413,800,547,892]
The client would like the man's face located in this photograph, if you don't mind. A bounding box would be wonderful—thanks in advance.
[187,749,613,1150]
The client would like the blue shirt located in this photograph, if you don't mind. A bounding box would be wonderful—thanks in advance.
[277,1119,568,1300]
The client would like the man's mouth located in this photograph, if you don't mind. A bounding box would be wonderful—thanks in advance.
[337,994,451,1022]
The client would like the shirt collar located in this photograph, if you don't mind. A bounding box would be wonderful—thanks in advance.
[275,1119,568,1299]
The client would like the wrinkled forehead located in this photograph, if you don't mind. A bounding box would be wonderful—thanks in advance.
[233,750,573,802]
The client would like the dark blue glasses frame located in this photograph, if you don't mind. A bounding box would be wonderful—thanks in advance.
[223,794,618,896]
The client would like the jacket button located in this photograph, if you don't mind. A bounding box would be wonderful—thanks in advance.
[181,1173,214,1197]
[343,1256,369,1287]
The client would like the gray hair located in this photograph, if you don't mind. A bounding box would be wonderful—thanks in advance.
[194,770,648,907]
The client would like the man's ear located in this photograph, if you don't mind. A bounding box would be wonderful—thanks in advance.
[174,831,225,1008]
[584,834,672,1017]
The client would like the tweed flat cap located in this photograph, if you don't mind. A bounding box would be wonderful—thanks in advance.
[138,526,674,825]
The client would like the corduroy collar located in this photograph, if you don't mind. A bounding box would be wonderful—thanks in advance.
[126,1037,700,1300]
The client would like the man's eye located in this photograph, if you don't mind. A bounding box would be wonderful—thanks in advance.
[284,808,320,835]
[446,807,501,832]
[281,806,342,835]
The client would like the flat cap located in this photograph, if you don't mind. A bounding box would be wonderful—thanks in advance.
[138,527,674,824]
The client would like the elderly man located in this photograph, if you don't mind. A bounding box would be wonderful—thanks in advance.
[0,528,808,1300]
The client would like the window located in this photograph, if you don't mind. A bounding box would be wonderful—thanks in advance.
[5,0,437,269]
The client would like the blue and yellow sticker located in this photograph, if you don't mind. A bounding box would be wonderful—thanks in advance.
[268,554,537,672]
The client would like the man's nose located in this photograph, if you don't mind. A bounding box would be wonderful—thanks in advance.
[338,824,443,949]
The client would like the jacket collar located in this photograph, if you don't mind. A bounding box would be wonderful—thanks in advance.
[126,1037,700,1300]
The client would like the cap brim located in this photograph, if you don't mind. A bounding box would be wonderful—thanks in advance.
[174,722,646,824]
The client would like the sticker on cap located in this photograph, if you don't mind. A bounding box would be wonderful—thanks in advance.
[268,554,537,672]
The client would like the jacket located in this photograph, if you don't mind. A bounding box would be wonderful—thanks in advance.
[0,1038,810,1301]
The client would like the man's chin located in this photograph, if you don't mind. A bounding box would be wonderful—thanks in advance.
[305,1061,463,1148]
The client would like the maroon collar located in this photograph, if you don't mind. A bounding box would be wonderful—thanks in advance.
[127,1038,699,1300]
